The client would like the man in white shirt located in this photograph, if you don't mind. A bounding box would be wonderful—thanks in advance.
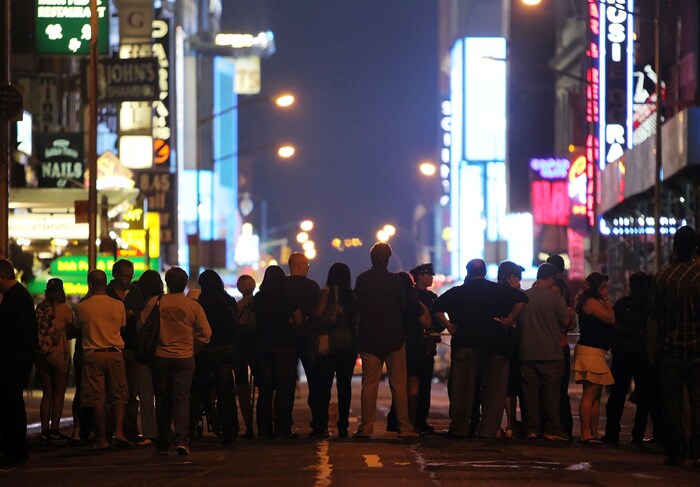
[75,269,129,450]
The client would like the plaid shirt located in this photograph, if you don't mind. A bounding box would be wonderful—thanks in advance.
[650,259,700,359]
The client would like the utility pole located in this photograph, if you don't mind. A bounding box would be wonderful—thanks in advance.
[88,0,99,270]
[0,0,11,260]
[653,0,663,272]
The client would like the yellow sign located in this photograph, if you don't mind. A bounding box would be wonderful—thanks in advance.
[122,212,160,257]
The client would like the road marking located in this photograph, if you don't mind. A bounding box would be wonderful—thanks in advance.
[411,445,442,486]
[426,460,561,470]
[363,454,383,468]
[631,473,661,480]
[314,441,332,487]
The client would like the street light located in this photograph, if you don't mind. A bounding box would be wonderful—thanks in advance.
[198,92,296,126]
[277,145,296,159]
[419,161,437,177]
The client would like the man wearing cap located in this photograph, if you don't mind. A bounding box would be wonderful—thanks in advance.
[409,263,443,433]
[433,259,527,439]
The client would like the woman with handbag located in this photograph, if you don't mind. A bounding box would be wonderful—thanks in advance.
[312,263,358,438]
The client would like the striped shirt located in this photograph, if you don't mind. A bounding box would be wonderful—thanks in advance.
[650,259,700,359]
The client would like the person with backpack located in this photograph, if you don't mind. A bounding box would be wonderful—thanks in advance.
[35,278,75,442]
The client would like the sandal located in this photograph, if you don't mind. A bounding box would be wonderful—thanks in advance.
[580,437,603,444]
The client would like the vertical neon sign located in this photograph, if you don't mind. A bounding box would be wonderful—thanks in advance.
[586,0,600,228]
[601,0,634,168]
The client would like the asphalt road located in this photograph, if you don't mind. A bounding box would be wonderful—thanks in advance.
[5,377,699,486]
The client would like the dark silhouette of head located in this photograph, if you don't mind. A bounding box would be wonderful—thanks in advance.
[137,270,164,300]
[536,263,557,281]
[165,267,188,294]
[628,271,649,294]
[546,255,565,275]
[673,225,697,260]
[370,242,392,267]
[466,259,486,280]
[198,269,225,296]
[326,262,352,289]
[260,265,286,295]
[497,260,524,283]
[88,269,108,291]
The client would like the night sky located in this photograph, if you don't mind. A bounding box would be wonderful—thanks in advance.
[221,0,440,283]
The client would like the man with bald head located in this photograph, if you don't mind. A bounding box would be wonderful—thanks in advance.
[74,269,129,449]
[433,259,527,439]
[285,252,323,437]
[354,242,416,438]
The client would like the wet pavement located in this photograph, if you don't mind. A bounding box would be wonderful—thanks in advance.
[6,376,699,485]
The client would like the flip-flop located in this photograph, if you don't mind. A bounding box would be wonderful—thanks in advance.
[581,437,603,444]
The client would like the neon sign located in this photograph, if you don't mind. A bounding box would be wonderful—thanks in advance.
[586,0,601,227]
[529,158,571,180]
[601,0,633,167]
[532,181,569,226]
[530,157,570,226]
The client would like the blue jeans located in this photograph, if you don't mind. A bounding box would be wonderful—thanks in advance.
[659,355,700,461]
[150,356,196,449]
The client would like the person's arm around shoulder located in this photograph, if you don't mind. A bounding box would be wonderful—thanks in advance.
[311,286,331,319]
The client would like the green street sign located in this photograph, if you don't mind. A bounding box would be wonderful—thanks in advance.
[49,255,155,278]
[35,0,110,55]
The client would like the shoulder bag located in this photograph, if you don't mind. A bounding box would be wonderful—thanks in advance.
[134,295,163,364]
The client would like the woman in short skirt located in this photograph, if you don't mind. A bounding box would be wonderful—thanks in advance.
[573,272,616,443]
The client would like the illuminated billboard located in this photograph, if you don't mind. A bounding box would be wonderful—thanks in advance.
[586,0,633,227]
[450,37,507,279]
[35,0,109,55]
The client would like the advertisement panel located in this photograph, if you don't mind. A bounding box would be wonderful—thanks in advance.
[35,0,110,55]
[35,133,85,188]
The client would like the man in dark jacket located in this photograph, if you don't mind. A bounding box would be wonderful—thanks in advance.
[434,259,526,439]
[0,259,36,464]
[354,243,417,438]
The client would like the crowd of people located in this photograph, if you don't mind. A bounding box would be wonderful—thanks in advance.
[0,225,698,468]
